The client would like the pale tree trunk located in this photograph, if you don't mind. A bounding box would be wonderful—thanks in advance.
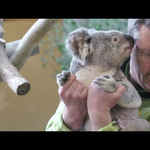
[0,40,39,84]
[0,19,30,95]
[0,19,57,95]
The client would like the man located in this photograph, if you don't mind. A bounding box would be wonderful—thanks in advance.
[46,19,150,131]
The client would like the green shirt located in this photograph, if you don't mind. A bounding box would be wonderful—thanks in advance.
[46,59,150,131]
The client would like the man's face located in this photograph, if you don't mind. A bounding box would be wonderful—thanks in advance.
[130,25,150,92]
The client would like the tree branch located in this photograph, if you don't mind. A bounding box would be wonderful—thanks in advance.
[10,19,58,71]
[0,19,30,95]
[0,40,39,84]
[0,39,30,95]
[0,19,57,95]
[5,40,39,58]
[0,19,5,38]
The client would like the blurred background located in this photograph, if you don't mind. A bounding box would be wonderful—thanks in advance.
[0,19,127,131]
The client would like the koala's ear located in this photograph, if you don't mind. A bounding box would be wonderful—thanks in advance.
[65,28,91,58]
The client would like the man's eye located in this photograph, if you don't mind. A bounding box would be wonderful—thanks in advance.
[145,52,150,56]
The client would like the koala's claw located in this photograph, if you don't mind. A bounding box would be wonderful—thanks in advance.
[102,74,111,79]
[56,70,71,86]
[112,118,124,131]
[93,74,118,92]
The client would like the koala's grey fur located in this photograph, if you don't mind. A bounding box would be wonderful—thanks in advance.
[57,27,150,131]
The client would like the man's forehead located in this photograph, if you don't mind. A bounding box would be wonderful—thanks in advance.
[136,40,150,52]
[136,25,150,50]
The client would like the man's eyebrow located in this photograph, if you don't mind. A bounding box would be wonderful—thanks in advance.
[136,45,150,52]
[143,49,150,53]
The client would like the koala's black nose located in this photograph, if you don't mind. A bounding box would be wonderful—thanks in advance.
[123,33,135,46]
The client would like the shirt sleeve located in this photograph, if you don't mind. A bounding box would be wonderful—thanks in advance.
[45,101,71,131]
[98,121,119,131]
[46,101,119,131]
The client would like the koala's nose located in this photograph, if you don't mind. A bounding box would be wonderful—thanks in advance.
[123,33,135,46]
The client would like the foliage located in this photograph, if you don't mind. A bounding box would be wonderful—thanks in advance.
[40,19,128,75]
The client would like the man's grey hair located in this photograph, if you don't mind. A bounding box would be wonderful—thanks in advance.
[127,19,150,40]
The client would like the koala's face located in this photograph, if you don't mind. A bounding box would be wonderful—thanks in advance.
[66,28,134,68]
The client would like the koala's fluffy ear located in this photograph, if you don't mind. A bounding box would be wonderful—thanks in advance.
[65,28,91,63]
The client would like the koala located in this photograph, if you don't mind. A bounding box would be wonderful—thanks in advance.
[57,27,150,131]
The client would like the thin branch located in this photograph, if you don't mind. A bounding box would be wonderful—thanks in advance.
[5,40,39,58]
[0,19,5,38]
[10,19,58,71]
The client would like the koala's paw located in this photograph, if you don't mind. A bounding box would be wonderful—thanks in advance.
[56,70,71,86]
[93,74,118,92]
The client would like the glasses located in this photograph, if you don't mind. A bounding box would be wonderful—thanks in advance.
[136,45,150,64]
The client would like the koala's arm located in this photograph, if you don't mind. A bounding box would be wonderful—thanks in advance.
[113,69,142,109]
[69,58,84,74]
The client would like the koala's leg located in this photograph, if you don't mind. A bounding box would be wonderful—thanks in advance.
[113,69,142,108]
[117,81,142,108]
[93,74,118,92]
[111,106,150,131]
[115,118,150,131]
[56,70,71,86]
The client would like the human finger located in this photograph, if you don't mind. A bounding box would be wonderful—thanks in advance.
[67,80,79,93]
[74,82,86,96]
[79,86,88,100]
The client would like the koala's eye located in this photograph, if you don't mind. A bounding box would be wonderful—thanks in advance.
[113,37,118,42]
[112,36,120,43]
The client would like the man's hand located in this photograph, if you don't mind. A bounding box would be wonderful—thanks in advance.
[58,74,88,131]
[87,82,125,131]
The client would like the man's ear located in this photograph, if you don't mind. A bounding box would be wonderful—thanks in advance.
[65,28,91,59]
